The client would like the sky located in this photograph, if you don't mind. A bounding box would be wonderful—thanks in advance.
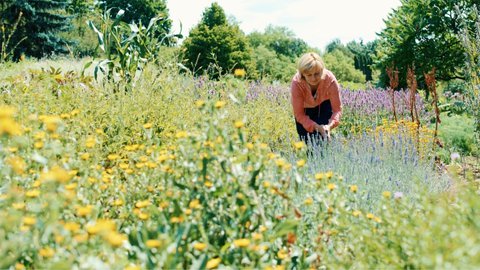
[167,0,402,51]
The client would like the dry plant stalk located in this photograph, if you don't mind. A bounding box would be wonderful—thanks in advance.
[386,65,399,122]
[406,66,420,127]
[424,67,441,143]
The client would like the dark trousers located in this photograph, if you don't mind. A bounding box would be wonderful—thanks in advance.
[295,100,333,143]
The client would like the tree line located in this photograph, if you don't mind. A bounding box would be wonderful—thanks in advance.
[0,0,479,90]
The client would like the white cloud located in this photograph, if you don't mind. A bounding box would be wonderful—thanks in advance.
[167,0,401,50]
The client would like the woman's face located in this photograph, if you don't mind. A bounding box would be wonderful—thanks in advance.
[303,67,322,87]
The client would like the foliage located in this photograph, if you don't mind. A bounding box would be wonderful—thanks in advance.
[99,0,172,37]
[436,113,478,156]
[375,0,478,88]
[181,3,256,80]
[323,49,366,84]
[87,8,180,92]
[346,40,376,81]
[0,0,72,59]
[248,25,309,60]
[456,4,480,143]
[0,59,479,269]
[246,25,310,83]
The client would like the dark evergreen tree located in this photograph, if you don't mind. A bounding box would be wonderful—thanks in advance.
[1,0,72,59]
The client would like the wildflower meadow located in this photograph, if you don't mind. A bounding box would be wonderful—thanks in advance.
[0,57,479,270]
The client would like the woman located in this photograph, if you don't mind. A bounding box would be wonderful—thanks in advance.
[290,52,342,143]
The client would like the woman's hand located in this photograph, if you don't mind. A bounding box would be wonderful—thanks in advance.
[315,124,331,141]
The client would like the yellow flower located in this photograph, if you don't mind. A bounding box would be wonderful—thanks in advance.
[86,219,116,235]
[195,100,205,108]
[80,153,90,160]
[296,159,306,167]
[366,213,375,220]
[76,205,93,217]
[327,183,336,191]
[39,247,55,258]
[277,249,288,259]
[382,191,391,199]
[193,242,207,251]
[25,189,40,198]
[350,185,358,193]
[63,222,80,232]
[146,239,162,248]
[106,231,126,247]
[107,154,120,161]
[39,165,73,183]
[0,105,16,118]
[234,68,246,77]
[325,171,334,179]
[143,123,153,129]
[175,131,188,139]
[0,118,23,136]
[314,173,324,181]
[124,265,141,270]
[304,197,314,205]
[352,210,362,217]
[6,156,26,175]
[42,116,62,132]
[34,141,44,149]
[189,199,201,209]
[85,136,96,148]
[234,120,244,128]
[214,100,226,109]
[23,216,36,226]
[233,238,250,248]
[252,233,263,241]
[12,202,26,210]
[206,258,221,269]
[293,141,305,150]
[135,200,151,208]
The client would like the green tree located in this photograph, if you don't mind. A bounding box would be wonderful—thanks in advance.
[100,0,172,39]
[346,40,376,82]
[181,3,256,79]
[376,0,478,88]
[248,25,308,59]
[323,49,366,84]
[1,0,72,59]
[247,25,310,82]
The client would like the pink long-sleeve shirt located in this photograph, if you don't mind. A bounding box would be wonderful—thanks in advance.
[290,69,342,133]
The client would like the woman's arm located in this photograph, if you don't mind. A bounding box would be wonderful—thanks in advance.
[327,79,342,129]
[291,81,317,132]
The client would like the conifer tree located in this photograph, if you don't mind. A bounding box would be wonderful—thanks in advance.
[1,0,72,59]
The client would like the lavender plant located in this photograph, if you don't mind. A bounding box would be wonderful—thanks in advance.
[291,130,451,210]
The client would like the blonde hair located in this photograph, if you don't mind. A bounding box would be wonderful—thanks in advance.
[297,52,325,79]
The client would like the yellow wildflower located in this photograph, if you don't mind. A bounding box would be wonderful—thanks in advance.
[145,239,162,248]
[206,258,221,269]
[22,216,36,226]
[234,120,244,128]
[39,247,55,258]
[296,159,306,167]
[304,197,314,205]
[214,100,226,109]
[193,242,207,251]
[327,183,336,191]
[233,238,250,248]
[143,123,152,129]
[350,185,358,193]
[6,156,26,174]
